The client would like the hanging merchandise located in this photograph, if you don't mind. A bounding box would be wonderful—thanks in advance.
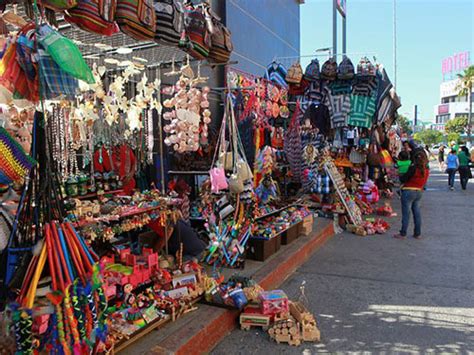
[286,62,303,85]
[204,95,255,268]
[163,62,211,153]
[115,0,157,40]
[304,58,320,81]
[206,6,233,64]
[153,0,185,45]
[265,61,288,88]
[284,103,303,182]
[0,127,37,185]
[320,57,337,81]
[38,24,95,84]
[180,2,211,59]
[40,0,77,11]
[337,56,355,80]
[65,0,120,36]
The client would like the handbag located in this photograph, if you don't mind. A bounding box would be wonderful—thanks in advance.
[210,167,228,193]
[180,3,210,59]
[367,144,381,167]
[116,0,156,41]
[65,0,119,36]
[206,7,233,63]
[153,0,185,45]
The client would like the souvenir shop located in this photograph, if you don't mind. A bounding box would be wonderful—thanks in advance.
[0,0,402,353]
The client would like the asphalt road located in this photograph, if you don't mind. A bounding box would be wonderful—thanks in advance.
[212,165,474,354]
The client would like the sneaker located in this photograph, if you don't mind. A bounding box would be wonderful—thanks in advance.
[413,235,422,240]
[450,186,454,191]
[393,234,406,239]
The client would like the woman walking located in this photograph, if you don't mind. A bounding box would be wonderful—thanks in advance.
[437,145,445,171]
[394,151,430,240]
[446,149,459,190]
[458,146,472,190]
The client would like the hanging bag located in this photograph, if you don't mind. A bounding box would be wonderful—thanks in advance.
[40,0,77,11]
[153,0,185,45]
[180,3,210,59]
[210,112,228,193]
[116,0,156,41]
[65,0,119,36]
[205,6,232,63]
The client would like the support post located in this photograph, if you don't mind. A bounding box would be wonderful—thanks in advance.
[333,0,337,59]
[342,14,347,56]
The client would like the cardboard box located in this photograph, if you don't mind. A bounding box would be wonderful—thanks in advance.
[301,215,314,236]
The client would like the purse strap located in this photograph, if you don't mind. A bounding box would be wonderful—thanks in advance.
[211,105,227,168]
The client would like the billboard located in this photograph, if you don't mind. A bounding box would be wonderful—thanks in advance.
[336,0,346,17]
[439,79,460,98]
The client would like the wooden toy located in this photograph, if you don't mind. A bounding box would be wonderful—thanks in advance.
[268,317,301,346]
[289,301,320,342]
[240,304,272,331]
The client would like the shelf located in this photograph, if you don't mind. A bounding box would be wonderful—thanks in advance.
[74,189,125,200]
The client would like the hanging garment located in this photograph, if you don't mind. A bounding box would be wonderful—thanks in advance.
[325,86,351,129]
[265,61,288,88]
[348,93,377,128]
[237,115,256,169]
[352,76,378,96]
[284,104,304,182]
[303,102,331,136]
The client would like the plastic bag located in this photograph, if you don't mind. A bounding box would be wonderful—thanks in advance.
[38,25,95,84]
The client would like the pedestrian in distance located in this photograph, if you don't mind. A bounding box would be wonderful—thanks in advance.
[394,151,430,240]
[445,148,459,191]
[457,146,472,190]
[437,145,445,171]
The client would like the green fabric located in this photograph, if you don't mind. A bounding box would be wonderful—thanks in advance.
[348,93,376,128]
[458,151,470,166]
[397,160,411,175]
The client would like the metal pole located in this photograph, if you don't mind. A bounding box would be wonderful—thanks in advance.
[342,9,347,56]
[333,0,337,58]
[393,0,397,88]
[469,87,472,143]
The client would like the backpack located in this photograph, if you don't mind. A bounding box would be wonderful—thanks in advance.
[321,57,337,80]
[285,61,303,84]
[116,0,156,41]
[357,57,376,76]
[337,56,355,80]
[65,0,119,36]
[153,0,185,46]
[180,4,210,59]
[304,58,320,81]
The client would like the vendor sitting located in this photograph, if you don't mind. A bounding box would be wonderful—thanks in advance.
[256,174,279,204]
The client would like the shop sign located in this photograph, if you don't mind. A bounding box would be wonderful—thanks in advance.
[442,51,470,80]
[336,0,346,17]
[438,104,449,115]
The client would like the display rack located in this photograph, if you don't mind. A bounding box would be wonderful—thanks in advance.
[323,159,363,226]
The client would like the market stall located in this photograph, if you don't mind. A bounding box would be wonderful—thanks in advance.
[0,0,403,352]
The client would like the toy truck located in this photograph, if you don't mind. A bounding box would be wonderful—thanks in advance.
[240,304,272,331]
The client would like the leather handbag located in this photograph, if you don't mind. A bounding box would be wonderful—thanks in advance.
[65,0,119,36]
[286,61,303,84]
[205,7,232,63]
[116,0,156,41]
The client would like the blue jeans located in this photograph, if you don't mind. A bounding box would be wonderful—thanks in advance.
[400,190,423,237]
[447,168,456,187]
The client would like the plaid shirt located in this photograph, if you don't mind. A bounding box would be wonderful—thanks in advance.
[38,49,78,99]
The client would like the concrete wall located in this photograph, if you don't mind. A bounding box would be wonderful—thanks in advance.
[226,0,301,76]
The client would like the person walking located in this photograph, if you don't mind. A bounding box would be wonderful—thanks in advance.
[437,145,445,171]
[458,146,472,190]
[445,149,459,190]
[394,151,430,240]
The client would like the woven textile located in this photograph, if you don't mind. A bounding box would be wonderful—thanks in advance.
[65,0,119,36]
[284,106,303,182]
[38,49,78,98]
[313,174,331,194]
[153,0,184,45]
[265,62,288,88]
[348,93,377,128]
[0,127,36,184]
[352,76,377,96]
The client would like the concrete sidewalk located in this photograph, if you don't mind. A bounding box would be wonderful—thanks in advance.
[212,165,474,353]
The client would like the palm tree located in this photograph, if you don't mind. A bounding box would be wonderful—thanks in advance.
[456,65,474,142]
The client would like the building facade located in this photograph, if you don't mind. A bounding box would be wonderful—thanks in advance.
[225,0,301,75]
[432,78,473,131]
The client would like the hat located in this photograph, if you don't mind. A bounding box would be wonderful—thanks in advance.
[304,59,320,81]
[337,56,355,80]
[321,57,337,81]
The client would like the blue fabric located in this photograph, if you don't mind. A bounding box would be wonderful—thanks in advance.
[400,189,423,237]
[446,154,459,170]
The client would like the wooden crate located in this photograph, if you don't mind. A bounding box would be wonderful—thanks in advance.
[281,222,302,245]
[247,234,281,261]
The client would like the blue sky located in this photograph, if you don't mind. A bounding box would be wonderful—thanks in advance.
[300,0,474,123]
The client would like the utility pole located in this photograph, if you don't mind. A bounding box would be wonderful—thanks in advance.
[393,0,397,88]
[342,4,347,56]
[333,0,337,58]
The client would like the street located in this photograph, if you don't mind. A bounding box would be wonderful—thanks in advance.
[212,165,474,353]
